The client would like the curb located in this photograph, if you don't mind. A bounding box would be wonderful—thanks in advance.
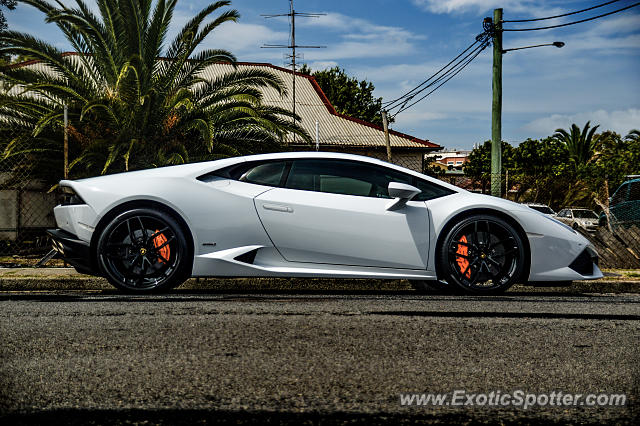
[0,272,639,293]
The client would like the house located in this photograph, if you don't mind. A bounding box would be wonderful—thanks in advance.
[426,148,471,171]
[199,62,441,172]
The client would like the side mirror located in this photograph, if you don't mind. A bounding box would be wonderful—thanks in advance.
[386,182,421,211]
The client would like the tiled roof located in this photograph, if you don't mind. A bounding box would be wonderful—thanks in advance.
[200,62,438,150]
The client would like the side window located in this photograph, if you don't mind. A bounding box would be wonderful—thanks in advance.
[285,159,453,200]
[628,182,640,202]
[198,160,288,187]
[286,159,406,198]
[558,210,566,217]
[238,162,287,186]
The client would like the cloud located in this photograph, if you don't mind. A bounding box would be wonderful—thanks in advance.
[304,12,425,39]
[410,0,562,16]
[167,6,287,58]
[523,109,640,136]
[296,12,424,61]
[209,23,288,53]
[305,61,339,71]
[393,110,449,126]
[353,54,491,83]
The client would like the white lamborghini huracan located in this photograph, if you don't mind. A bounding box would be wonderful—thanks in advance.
[48,152,602,294]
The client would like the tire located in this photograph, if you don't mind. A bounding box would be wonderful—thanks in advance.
[96,208,191,292]
[410,279,454,294]
[438,214,526,295]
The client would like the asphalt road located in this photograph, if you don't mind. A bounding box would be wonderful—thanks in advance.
[1,289,639,425]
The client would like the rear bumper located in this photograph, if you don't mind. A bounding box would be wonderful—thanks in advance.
[47,229,98,275]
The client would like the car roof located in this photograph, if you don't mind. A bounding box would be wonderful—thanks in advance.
[72,151,464,194]
[208,151,465,193]
[623,178,640,184]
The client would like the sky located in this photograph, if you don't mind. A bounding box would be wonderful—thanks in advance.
[6,0,640,149]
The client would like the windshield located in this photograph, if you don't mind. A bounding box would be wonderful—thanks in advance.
[573,210,598,219]
[528,205,554,214]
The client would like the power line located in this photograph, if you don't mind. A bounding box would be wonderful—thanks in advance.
[503,0,622,22]
[503,1,640,31]
[382,38,481,109]
[385,33,491,112]
[392,40,491,116]
[389,41,488,114]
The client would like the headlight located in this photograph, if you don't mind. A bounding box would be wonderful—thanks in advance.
[59,186,86,206]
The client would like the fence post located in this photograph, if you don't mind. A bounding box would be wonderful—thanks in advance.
[381,110,392,162]
[63,104,69,180]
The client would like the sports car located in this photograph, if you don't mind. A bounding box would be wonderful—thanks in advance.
[48,152,602,294]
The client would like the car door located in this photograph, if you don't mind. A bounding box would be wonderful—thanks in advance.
[254,159,431,270]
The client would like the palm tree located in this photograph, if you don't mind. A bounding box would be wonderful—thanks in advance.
[553,121,599,168]
[0,0,308,185]
[625,129,640,144]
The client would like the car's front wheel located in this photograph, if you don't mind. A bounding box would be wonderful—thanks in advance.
[438,215,526,295]
[97,208,190,292]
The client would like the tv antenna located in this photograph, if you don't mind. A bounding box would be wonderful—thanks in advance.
[262,0,326,143]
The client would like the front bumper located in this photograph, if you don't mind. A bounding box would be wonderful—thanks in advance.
[47,229,98,275]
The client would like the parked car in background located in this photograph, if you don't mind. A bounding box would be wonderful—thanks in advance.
[606,176,640,227]
[556,208,599,232]
[524,203,556,217]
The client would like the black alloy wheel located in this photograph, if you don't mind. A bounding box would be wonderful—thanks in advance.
[97,208,190,292]
[439,215,526,294]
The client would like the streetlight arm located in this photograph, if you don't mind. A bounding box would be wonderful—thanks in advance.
[502,41,564,53]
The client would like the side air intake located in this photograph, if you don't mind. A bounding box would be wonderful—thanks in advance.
[568,248,597,276]
[234,248,259,264]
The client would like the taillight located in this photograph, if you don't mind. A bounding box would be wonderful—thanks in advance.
[59,186,86,206]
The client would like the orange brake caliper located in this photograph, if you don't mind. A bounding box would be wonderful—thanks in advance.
[456,235,471,278]
[153,230,170,264]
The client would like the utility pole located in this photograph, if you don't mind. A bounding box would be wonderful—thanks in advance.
[262,1,325,144]
[381,110,392,162]
[491,8,503,197]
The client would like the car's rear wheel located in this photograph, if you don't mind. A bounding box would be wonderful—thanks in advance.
[439,215,526,295]
[97,208,190,292]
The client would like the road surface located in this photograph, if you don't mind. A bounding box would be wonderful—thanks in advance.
[1,289,638,424]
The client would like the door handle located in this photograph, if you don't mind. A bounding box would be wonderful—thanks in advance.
[262,203,293,213]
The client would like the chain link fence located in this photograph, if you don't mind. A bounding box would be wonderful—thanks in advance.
[0,125,58,257]
[2,127,638,269]
[468,171,640,268]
